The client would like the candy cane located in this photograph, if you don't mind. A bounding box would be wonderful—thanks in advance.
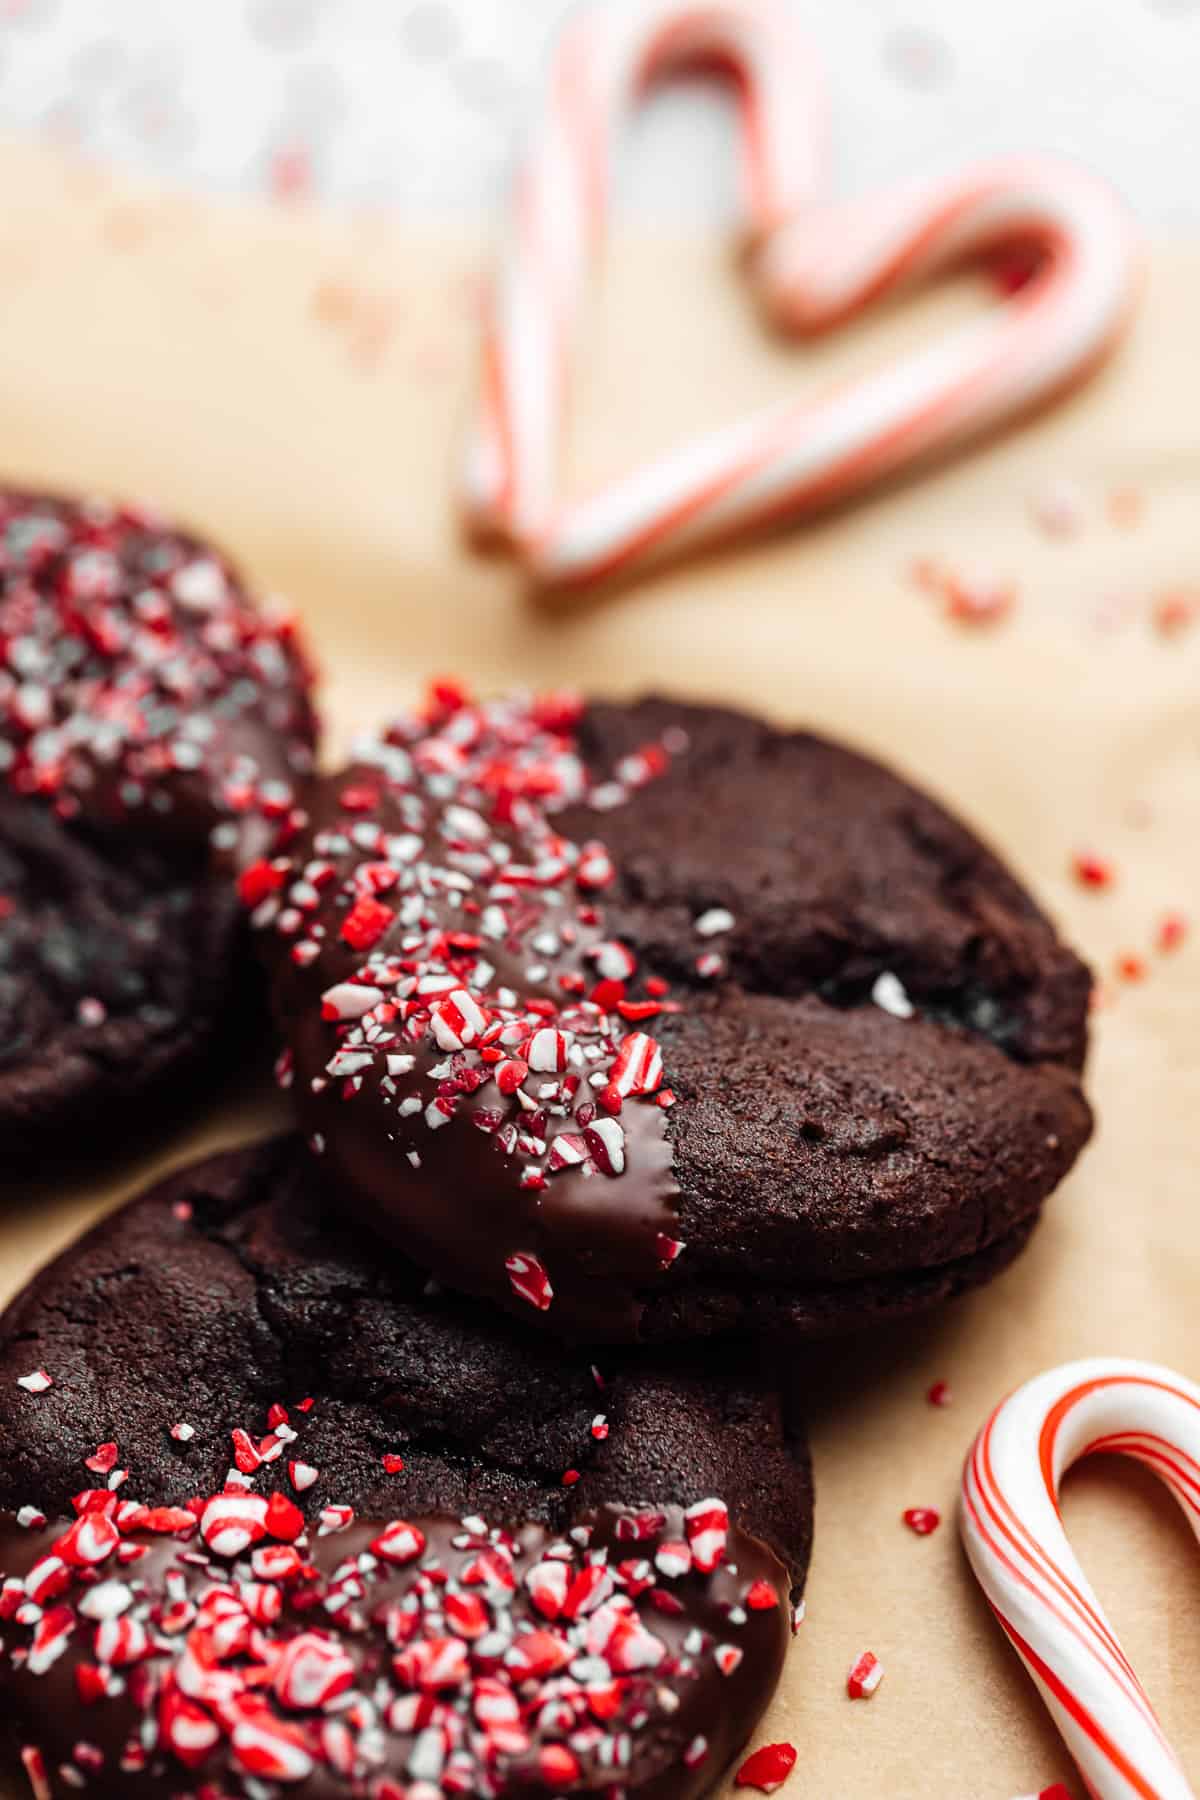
[960,1358,1200,1800]
[462,0,826,549]
[463,1,1141,591]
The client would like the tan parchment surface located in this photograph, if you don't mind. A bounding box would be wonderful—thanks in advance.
[0,141,1197,1798]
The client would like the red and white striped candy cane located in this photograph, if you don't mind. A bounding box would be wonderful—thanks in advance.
[463,2,1141,592]
[462,0,825,550]
[542,155,1140,588]
[961,1358,1200,1800]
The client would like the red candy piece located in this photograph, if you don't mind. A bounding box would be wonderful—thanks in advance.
[576,841,615,890]
[160,1687,222,1769]
[684,1498,729,1573]
[847,1649,884,1699]
[338,783,380,813]
[1157,913,1188,953]
[538,1743,582,1787]
[264,1491,305,1542]
[608,1031,663,1099]
[55,1513,119,1568]
[340,896,395,951]
[902,1507,941,1536]
[273,1632,356,1711]
[370,1520,427,1565]
[505,1251,554,1312]
[200,1492,268,1558]
[736,1743,798,1791]
[238,860,287,908]
[230,1711,314,1783]
[1072,851,1115,890]
[745,1579,780,1610]
[138,1506,197,1535]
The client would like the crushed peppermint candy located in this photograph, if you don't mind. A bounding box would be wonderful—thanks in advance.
[17,1370,53,1394]
[0,1403,789,1797]
[1157,913,1188,953]
[847,1649,885,1699]
[902,1507,941,1536]
[505,1251,554,1312]
[1153,588,1199,637]
[1072,851,1115,890]
[249,684,693,1316]
[871,971,914,1020]
[911,557,1015,625]
[942,567,1016,626]
[736,1741,799,1791]
[0,492,315,838]
[694,907,735,937]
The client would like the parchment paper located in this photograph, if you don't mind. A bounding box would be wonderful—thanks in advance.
[0,138,1197,1797]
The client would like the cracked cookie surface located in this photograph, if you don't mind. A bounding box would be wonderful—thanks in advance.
[0,794,245,1167]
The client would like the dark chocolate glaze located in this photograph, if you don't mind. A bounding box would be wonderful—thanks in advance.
[0,1505,790,1800]
[255,692,1092,1344]
[0,1138,812,1799]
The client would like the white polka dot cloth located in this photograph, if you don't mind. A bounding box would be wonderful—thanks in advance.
[0,0,1194,227]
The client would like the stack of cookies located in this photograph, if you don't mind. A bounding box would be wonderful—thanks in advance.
[0,497,1093,1799]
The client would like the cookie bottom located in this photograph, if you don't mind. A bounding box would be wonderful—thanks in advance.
[639,1211,1038,1341]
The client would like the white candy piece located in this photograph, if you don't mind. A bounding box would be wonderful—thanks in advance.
[872,971,914,1020]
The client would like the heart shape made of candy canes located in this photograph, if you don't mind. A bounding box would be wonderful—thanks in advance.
[961,1358,1200,1800]
[462,0,1142,593]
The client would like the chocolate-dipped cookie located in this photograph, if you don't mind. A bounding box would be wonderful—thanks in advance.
[252,685,1093,1343]
[0,491,317,1169]
[0,1137,812,1799]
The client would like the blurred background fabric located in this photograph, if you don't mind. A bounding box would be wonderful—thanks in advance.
[0,0,1194,227]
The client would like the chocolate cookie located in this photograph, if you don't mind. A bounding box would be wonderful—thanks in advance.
[253,685,1093,1343]
[0,1137,812,1799]
[0,492,317,1168]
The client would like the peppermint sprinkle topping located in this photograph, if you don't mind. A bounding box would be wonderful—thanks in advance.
[0,493,315,836]
[0,1402,781,1797]
[694,907,736,937]
[251,684,688,1316]
[872,971,914,1020]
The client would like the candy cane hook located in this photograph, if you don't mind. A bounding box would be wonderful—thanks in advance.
[961,1358,1200,1800]
[462,0,826,551]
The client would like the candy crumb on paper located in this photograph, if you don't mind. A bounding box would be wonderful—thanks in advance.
[847,1649,884,1698]
[735,1742,798,1791]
